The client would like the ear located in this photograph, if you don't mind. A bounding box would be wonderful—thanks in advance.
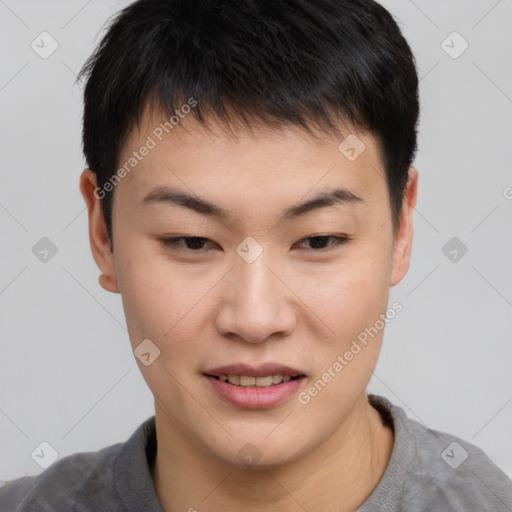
[79,169,120,293]
[390,166,418,287]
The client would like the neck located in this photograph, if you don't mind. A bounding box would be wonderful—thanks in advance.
[151,394,394,512]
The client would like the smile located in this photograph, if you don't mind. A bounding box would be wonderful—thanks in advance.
[211,374,303,387]
[204,373,307,409]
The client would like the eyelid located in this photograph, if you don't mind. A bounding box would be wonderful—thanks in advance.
[293,235,351,251]
[159,236,217,251]
[159,234,351,252]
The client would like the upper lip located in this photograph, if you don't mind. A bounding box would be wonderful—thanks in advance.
[204,363,305,377]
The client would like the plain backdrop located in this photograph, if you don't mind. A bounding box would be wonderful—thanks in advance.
[1,0,511,482]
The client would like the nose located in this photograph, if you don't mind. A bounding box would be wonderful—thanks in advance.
[214,250,297,344]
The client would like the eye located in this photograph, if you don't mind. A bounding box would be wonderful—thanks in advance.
[159,236,217,251]
[158,234,351,253]
[293,235,351,251]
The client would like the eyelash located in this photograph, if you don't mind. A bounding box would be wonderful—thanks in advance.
[159,235,351,253]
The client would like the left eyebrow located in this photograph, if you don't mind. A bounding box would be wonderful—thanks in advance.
[140,186,364,222]
[280,187,364,221]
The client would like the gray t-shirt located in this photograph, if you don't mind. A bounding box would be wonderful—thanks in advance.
[1,394,511,511]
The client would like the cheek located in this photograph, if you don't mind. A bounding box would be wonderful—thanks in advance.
[290,247,392,407]
[296,269,389,418]
[292,250,391,341]
[115,245,218,359]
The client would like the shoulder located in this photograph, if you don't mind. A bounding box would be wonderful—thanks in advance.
[368,394,512,512]
[406,417,512,511]
[0,442,123,512]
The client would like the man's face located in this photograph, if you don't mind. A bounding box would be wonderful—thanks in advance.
[82,108,416,468]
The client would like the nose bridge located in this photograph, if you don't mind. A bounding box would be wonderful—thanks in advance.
[216,245,295,343]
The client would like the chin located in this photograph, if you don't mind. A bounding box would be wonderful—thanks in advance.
[205,430,313,470]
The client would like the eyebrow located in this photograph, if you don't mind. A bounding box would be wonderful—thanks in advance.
[140,186,363,222]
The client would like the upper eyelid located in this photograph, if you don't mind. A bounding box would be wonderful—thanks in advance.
[160,234,350,250]
[161,234,347,242]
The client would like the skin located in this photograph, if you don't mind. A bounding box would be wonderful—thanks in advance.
[80,106,418,512]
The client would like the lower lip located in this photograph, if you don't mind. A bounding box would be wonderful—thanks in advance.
[204,375,306,409]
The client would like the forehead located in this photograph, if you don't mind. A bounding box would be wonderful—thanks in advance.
[114,106,388,217]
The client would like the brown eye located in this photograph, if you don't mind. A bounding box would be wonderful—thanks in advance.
[160,236,216,251]
[294,235,351,251]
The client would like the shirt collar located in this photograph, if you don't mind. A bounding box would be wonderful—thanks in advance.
[114,415,164,511]
[356,393,416,511]
[112,393,412,511]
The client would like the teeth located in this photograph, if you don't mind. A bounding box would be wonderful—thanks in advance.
[227,375,240,385]
[215,374,300,387]
[255,376,273,387]
[239,375,256,386]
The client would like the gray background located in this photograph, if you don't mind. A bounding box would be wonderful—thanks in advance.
[1,0,511,482]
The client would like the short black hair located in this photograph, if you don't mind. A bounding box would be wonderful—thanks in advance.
[77,0,419,248]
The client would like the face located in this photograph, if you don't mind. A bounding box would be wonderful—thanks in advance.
[80,107,417,469]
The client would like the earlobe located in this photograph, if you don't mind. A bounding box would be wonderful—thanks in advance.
[390,166,419,287]
[98,272,119,293]
[79,169,120,294]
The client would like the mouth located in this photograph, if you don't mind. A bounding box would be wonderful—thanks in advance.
[205,374,305,387]
[202,363,307,409]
